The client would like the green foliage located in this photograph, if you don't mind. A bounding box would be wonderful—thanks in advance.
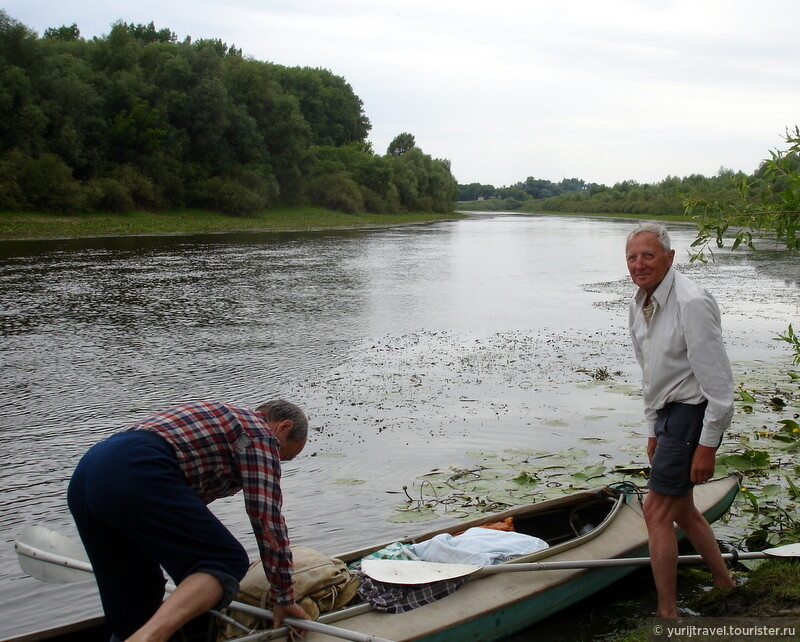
[774,325,800,365]
[0,12,456,217]
[458,182,498,201]
[11,151,85,213]
[387,132,416,156]
[458,170,758,220]
[687,127,800,260]
[43,24,80,41]
[270,65,371,147]
[306,172,365,214]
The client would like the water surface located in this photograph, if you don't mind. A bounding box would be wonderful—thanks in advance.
[0,214,797,639]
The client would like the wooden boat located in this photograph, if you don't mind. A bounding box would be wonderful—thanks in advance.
[10,475,740,642]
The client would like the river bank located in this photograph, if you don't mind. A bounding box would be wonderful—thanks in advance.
[0,207,468,241]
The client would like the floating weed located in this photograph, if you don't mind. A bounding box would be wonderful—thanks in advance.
[502,448,553,458]
[332,478,366,486]
[541,419,569,427]
[390,449,620,520]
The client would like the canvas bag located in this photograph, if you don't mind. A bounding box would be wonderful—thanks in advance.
[216,545,360,640]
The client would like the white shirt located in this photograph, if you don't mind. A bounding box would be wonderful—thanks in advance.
[629,268,734,447]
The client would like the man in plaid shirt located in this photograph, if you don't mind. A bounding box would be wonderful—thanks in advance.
[68,399,310,641]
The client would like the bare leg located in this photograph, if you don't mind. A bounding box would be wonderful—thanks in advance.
[675,490,735,590]
[125,572,223,642]
[643,490,683,618]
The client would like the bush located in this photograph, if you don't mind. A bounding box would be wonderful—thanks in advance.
[361,185,401,214]
[0,150,26,210]
[85,177,135,213]
[18,153,85,213]
[190,176,265,216]
[108,164,158,209]
[306,172,364,214]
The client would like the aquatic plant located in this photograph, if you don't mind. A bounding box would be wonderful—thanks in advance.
[392,351,800,550]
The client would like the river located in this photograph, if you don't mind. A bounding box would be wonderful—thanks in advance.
[0,213,797,639]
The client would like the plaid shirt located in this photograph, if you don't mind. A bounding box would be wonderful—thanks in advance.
[128,401,295,605]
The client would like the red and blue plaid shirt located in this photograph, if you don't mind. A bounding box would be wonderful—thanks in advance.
[128,400,295,605]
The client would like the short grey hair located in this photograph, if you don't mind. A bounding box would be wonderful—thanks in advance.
[257,399,308,442]
[626,222,671,251]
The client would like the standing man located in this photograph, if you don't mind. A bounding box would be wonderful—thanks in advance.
[625,222,736,618]
[68,399,311,641]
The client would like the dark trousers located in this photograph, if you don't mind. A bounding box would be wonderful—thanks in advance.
[67,430,249,638]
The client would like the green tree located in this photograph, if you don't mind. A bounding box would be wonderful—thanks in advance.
[43,24,80,41]
[124,21,176,44]
[0,13,452,216]
[271,65,370,146]
[687,127,800,260]
[387,132,416,156]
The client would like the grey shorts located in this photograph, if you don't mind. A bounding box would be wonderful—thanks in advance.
[648,401,707,497]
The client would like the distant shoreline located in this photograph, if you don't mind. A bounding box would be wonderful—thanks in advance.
[456,201,694,223]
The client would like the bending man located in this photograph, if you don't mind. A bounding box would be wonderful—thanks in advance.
[68,399,311,641]
[625,222,735,618]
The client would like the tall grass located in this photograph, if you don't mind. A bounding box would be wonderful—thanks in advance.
[0,208,467,240]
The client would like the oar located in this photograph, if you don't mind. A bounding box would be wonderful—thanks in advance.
[16,526,394,642]
[360,542,800,585]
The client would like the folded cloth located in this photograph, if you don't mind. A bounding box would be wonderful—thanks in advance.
[353,565,467,613]
[408,527,548,566]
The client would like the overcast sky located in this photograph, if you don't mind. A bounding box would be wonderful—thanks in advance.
[5,0,800,187]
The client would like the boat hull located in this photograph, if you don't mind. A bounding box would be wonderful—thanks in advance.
[298,475,740,642]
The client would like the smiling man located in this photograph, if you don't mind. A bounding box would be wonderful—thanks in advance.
[625,222,735,618]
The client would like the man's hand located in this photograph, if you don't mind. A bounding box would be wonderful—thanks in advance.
[690,445,717,484]
[646,437,658,464]
[272,602,311,630]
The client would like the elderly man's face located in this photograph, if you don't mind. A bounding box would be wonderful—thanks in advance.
[626,232,675,296]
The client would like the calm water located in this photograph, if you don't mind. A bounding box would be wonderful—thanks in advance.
[0,214,797,639]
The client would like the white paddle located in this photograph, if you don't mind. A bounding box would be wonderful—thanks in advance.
[16,525,394,642]
[361,542,800,585]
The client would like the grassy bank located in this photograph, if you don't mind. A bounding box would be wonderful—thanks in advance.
[0,207,468,241]
[605,560,800,642]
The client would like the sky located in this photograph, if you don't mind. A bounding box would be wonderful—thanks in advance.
[5,0,800,187]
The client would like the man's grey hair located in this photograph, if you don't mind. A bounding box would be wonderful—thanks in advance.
[257,399,308,442]
[626,222,671,251]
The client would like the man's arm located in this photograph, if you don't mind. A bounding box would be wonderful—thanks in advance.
[683,295,734,447]
[240,440,296,606]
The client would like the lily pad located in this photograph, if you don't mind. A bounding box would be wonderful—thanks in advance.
[387,506,440,523]
[333,478,366,486]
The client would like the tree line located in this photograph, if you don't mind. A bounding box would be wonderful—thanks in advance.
[0,13,458,216]
[459,152,800,224]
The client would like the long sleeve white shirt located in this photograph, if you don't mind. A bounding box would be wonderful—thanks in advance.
[629,268,734,448]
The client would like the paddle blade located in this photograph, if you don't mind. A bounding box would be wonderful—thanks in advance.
[16,525,95,583]
[763,542,800,558]
[361,559,481,584]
